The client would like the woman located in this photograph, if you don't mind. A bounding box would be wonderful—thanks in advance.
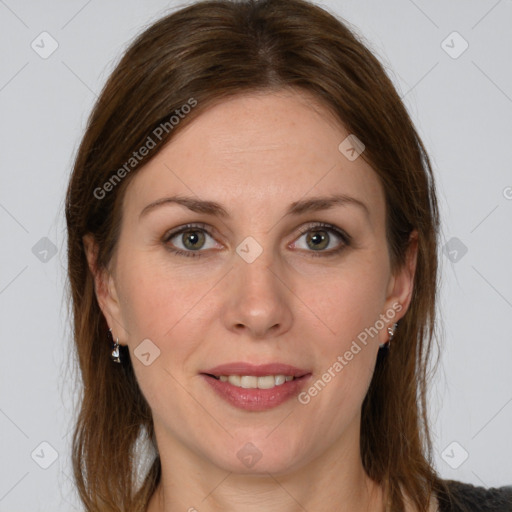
[65,0,512,510]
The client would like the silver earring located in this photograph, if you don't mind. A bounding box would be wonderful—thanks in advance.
[379,322,398,350]
[109,327,121,363]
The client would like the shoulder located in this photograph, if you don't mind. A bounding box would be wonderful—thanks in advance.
[435,479,512,512]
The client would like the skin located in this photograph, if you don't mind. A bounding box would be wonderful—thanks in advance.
[84,89,427,512]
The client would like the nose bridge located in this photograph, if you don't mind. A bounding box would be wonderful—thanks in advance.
[235,237,281,304]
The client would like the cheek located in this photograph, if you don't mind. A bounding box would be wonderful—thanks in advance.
[309,263,388,349]
[298,257,388,410]
[115,251,220,388]
[114,257,204,409]
[301,278,381,428]
[116,251,201,339]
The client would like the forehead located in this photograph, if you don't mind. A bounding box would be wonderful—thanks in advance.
[122,90,385,224]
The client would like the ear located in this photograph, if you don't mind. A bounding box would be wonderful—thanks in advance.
[83,233,128,345]
[380,230,418,339]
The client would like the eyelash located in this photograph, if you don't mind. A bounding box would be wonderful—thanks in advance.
[162,222,351,259]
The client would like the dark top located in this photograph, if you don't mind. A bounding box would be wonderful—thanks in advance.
[436,479,512,511]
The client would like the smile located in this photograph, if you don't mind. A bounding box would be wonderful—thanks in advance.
[211,374,295,389]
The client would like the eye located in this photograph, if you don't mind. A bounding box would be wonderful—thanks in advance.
[163,223,219,258]
[162,221,351,259]
[291,222,351,256]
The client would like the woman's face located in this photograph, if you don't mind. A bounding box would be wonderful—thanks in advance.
[91,90,416,475]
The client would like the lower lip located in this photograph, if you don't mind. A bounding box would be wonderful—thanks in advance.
[201,374,311,411]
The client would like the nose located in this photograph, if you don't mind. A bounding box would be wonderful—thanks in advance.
[220,248,293,339]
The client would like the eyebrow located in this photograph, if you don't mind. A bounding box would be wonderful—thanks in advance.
[139,193,370,221]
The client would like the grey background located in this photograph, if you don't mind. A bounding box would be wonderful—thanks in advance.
[1,0,511,510]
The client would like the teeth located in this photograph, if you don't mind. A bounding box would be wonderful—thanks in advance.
[217,375,295,389]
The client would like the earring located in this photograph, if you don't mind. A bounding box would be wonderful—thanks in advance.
[379,322,398,350]
[108,327,121,363]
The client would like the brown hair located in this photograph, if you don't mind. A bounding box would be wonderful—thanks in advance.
[65,0,446,510]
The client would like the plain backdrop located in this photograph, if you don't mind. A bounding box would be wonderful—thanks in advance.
[0,0,511,510]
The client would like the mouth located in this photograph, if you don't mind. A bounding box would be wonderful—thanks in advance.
[200,362,312,411]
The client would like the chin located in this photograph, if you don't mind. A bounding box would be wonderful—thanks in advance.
[212,439,304,476]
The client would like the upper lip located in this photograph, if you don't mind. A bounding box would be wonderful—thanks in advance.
[202,362,311,377]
